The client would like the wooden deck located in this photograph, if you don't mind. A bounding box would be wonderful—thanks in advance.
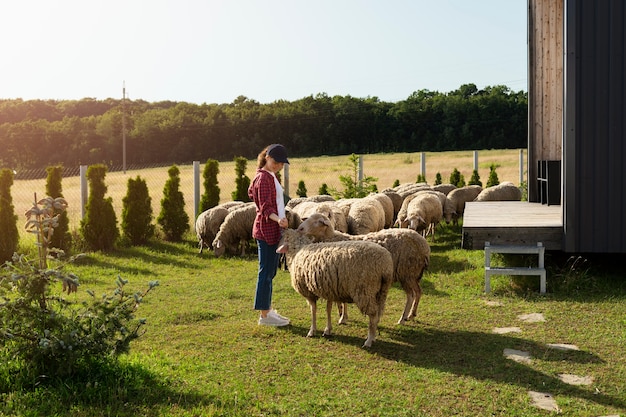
[461,201,563,251]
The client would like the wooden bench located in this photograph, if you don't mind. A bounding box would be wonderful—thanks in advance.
[484,241,546,294]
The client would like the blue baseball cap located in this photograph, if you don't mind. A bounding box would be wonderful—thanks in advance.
[267,144,289,164]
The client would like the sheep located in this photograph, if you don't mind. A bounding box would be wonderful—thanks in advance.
[381,188,403,223]
[286,194,335,209]
[277,228,394,347]
[290,201,348,233]
[346,196,386,235]
[212,202,256,257]
[474,182,522,202]
[447,185,483,225]
[297,213,430,324]
[415,189,456,224]
[404,192,443,239]
[432,183,457,196]
[195,201,246,253]
[393,182,432,199]
[366,192,395,229]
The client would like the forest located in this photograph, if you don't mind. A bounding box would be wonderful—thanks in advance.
[0,83,527,173]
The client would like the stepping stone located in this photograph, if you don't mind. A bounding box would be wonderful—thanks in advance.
[547,343,579,351]
[484,300,503,307]
[558,374,593,386]
[493,327,522,334]
[517,313,545,322]
[504,348,532,364]
[528,391,560,412]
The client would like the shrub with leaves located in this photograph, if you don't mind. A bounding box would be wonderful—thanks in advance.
[318,183,330,195]
[80,164,119,251]
[416,174,426,183]
[0,168,18,264]
[0,195,159,383]
[332,154,378,198]
[199,159,220,212]
[468,169,482,186]
[157,165,189,242]
[449,168,462,187]
[434,173,442,185]
[121,176,155,245]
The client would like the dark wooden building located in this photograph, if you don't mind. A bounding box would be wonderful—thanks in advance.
[463,0,626,254]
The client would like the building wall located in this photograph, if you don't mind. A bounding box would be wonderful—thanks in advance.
[528,0,564,203]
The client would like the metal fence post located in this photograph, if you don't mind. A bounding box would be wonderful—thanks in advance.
[80,165,88,219]
[193,161,200,223]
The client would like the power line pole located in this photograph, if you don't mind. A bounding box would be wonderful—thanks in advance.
[122,81,127,174]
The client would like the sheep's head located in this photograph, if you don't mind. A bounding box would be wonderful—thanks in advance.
[296,213,333,241]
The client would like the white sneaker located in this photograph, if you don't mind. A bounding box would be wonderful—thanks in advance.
[258,314,289,327]
[269,309,290,323]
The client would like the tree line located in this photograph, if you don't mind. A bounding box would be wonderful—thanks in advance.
[0,83,527,171]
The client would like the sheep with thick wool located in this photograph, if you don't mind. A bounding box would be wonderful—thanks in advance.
[346,196,386,235]
[404,192,444,239]
[212,202,256,257]
[367,192,395,229]
[277,228,393,347]
[195,201,246,253]
[447,185,483,225]
[297,213,430,324]
[474,182,522,202]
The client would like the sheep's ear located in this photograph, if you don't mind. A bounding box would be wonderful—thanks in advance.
[321,216,332,227]
[276,243,289,253]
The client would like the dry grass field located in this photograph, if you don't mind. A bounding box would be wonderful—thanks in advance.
[12,149,525,241]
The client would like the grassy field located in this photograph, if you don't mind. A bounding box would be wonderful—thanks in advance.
[4,149,625,416]
[2,225,625,416]
[11,149,525,243]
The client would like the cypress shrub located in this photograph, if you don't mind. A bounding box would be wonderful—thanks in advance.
[449,168,462,187]
[434,173,442,185]
[468,169,483,186]
[0,168,18,264]
[199,159,220,212]
[80,164,119,251]
[157,165,189,242]
[296,180,307,197]
[231,156,251,202]
[318,183,330,195]
[486,164,500,187]
[45,165,72,254]
[122,175,155,245]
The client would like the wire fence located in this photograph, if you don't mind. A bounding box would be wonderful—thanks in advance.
[10,150,526,240]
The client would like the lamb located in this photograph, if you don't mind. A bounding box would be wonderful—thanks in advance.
[277,228,394,347]
[212,202,256,257]
[346,196,386,235]
[447,185,483,225]
[404,192,443,239]
[195,201,246,253]
[474,182,522,202]
[297,213,430,324]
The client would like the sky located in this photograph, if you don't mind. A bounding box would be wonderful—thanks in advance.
[0,0,528,105]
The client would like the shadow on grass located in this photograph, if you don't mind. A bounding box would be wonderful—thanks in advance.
[306,323,624,411]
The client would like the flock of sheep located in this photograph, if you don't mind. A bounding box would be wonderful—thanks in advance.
[195,181,522,347]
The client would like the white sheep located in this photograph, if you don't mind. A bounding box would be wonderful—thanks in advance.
[346,196,386,235]
[367,192,395,229]
[474,182,522,201]
[195,201,246,253]
[447,185,483,225]
[432,183,457,196]
[277,228,394,348]
[297,213,430,324]
[381,188,403,223]
[415,189,456,224]
[212,202,256,257]
[290,201,348,233]
[286,194,335,209]
[404,192,443,239]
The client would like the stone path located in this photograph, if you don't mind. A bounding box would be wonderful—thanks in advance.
[485,300,612,415]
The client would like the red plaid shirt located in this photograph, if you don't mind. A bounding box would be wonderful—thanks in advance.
[248,168,282,245]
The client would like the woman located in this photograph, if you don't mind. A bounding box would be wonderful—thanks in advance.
[247,144,291,326]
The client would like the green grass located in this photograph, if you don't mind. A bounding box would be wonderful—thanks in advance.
[2,225,626,417]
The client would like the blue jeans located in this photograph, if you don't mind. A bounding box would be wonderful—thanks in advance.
[254,239,280,311]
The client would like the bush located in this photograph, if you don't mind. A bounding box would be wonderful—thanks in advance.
[318,183,330,195]
[45,166,72,255]
[157,165,189,242]
[449,168,462,187]
[231,157,251,202]
[296,180,307,197]
[434,173,442,185]
[416,174,426,183]
[199,159,220,212]
[0,168,18,264]
[79,165,118,251]
[333,154,378,198]
[486,164,500,187]
[0,196,159,383]
[468,169,482,186]
[121,176,155,245]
